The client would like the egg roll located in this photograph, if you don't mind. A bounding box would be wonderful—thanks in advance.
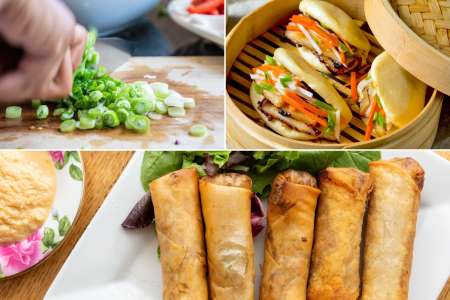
[260,170,321,300]
[361,158,424,300]
[199,173,255,300]
[150,168,208,300]
[308,168,372,300]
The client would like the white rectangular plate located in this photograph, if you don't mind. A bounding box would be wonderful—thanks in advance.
[45,151,450,300]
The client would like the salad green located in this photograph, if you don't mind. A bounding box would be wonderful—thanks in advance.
[140,151,381,196]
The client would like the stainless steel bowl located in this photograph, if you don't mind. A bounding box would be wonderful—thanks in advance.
[63,0,160,36]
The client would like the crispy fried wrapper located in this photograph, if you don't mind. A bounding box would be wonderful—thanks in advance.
[260,170,321,300]
[362,158,424,300]
[308,168,372,300]
[200,173,255,300]
[150,168,208,300]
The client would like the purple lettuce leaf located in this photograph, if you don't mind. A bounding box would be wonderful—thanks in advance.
[203,153,220,176]
[121,192,154,229]
[225,151,250,169]
[251,193,266,237]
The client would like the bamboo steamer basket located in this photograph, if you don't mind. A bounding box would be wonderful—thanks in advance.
[365,0,450,95]
[226,0,444,149]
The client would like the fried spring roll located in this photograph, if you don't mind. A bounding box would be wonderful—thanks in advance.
[308,168,372,300]
[362,158,424,300]
[199,173,255,300]
[260,170,321,300]
[150,168,208,300]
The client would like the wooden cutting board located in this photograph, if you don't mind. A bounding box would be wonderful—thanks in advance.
[0,56,224,149]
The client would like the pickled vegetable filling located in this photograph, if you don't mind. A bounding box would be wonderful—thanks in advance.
[251,55,340,139]
[286,14,367,75]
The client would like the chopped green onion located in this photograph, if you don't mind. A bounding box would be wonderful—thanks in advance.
[164,92,184,107]
[88,107,102,119]
[103,110,120,128]
[155,101,168,115]
[255,82,275,95]
[53,108,66,117]
[168,107,186,118]
[147,112,163,121]
[189,124,208,137]
[314,100,335,112]
[116,99,131,110]
[151,82,170,100]
[133,99,153,115]
[125,115,150,133]
[60,109,74,121]
[31,99,41,109]
[280,75,293,88]
[374,112,385,128]
[36,105,49,120]
[264,71,270,81]
[375,95,383,108]
[327,112,336,130]
[77,110,89,119]
[117,108,130,124]
[78,116,96,130]
[89,90,103,102]
[312,35,321,46]
[265,55,277,65]
[60,119,76,133]
[95,117,104,129]
[183,98,196,109]
[5,106,22,119]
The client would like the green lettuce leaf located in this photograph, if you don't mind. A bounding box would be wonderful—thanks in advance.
[140,152,183,191]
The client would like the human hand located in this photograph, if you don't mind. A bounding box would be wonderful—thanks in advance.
[0,0,87,103]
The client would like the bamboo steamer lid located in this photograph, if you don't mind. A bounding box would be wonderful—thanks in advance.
[365,0,450,95]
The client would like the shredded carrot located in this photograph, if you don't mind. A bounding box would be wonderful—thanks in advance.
[290,14,339,48]
[253,65,286,77]
[340,52,347,65]
[351,72,357,103]
[287,25,301,32]
[364,99,378,141]
[285,91,329,117]
[282,94,328,127]
[344,73,368,87]
[290,15,316,26]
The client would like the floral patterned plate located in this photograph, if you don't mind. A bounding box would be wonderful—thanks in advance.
[0,151,84,279]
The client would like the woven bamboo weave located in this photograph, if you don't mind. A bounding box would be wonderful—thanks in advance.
[391,0,450,56]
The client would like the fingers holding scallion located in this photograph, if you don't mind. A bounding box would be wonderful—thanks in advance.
[1,30,198,136]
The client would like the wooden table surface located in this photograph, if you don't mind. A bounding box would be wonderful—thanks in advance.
[0,151,448,300]
[0,151,134,300]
